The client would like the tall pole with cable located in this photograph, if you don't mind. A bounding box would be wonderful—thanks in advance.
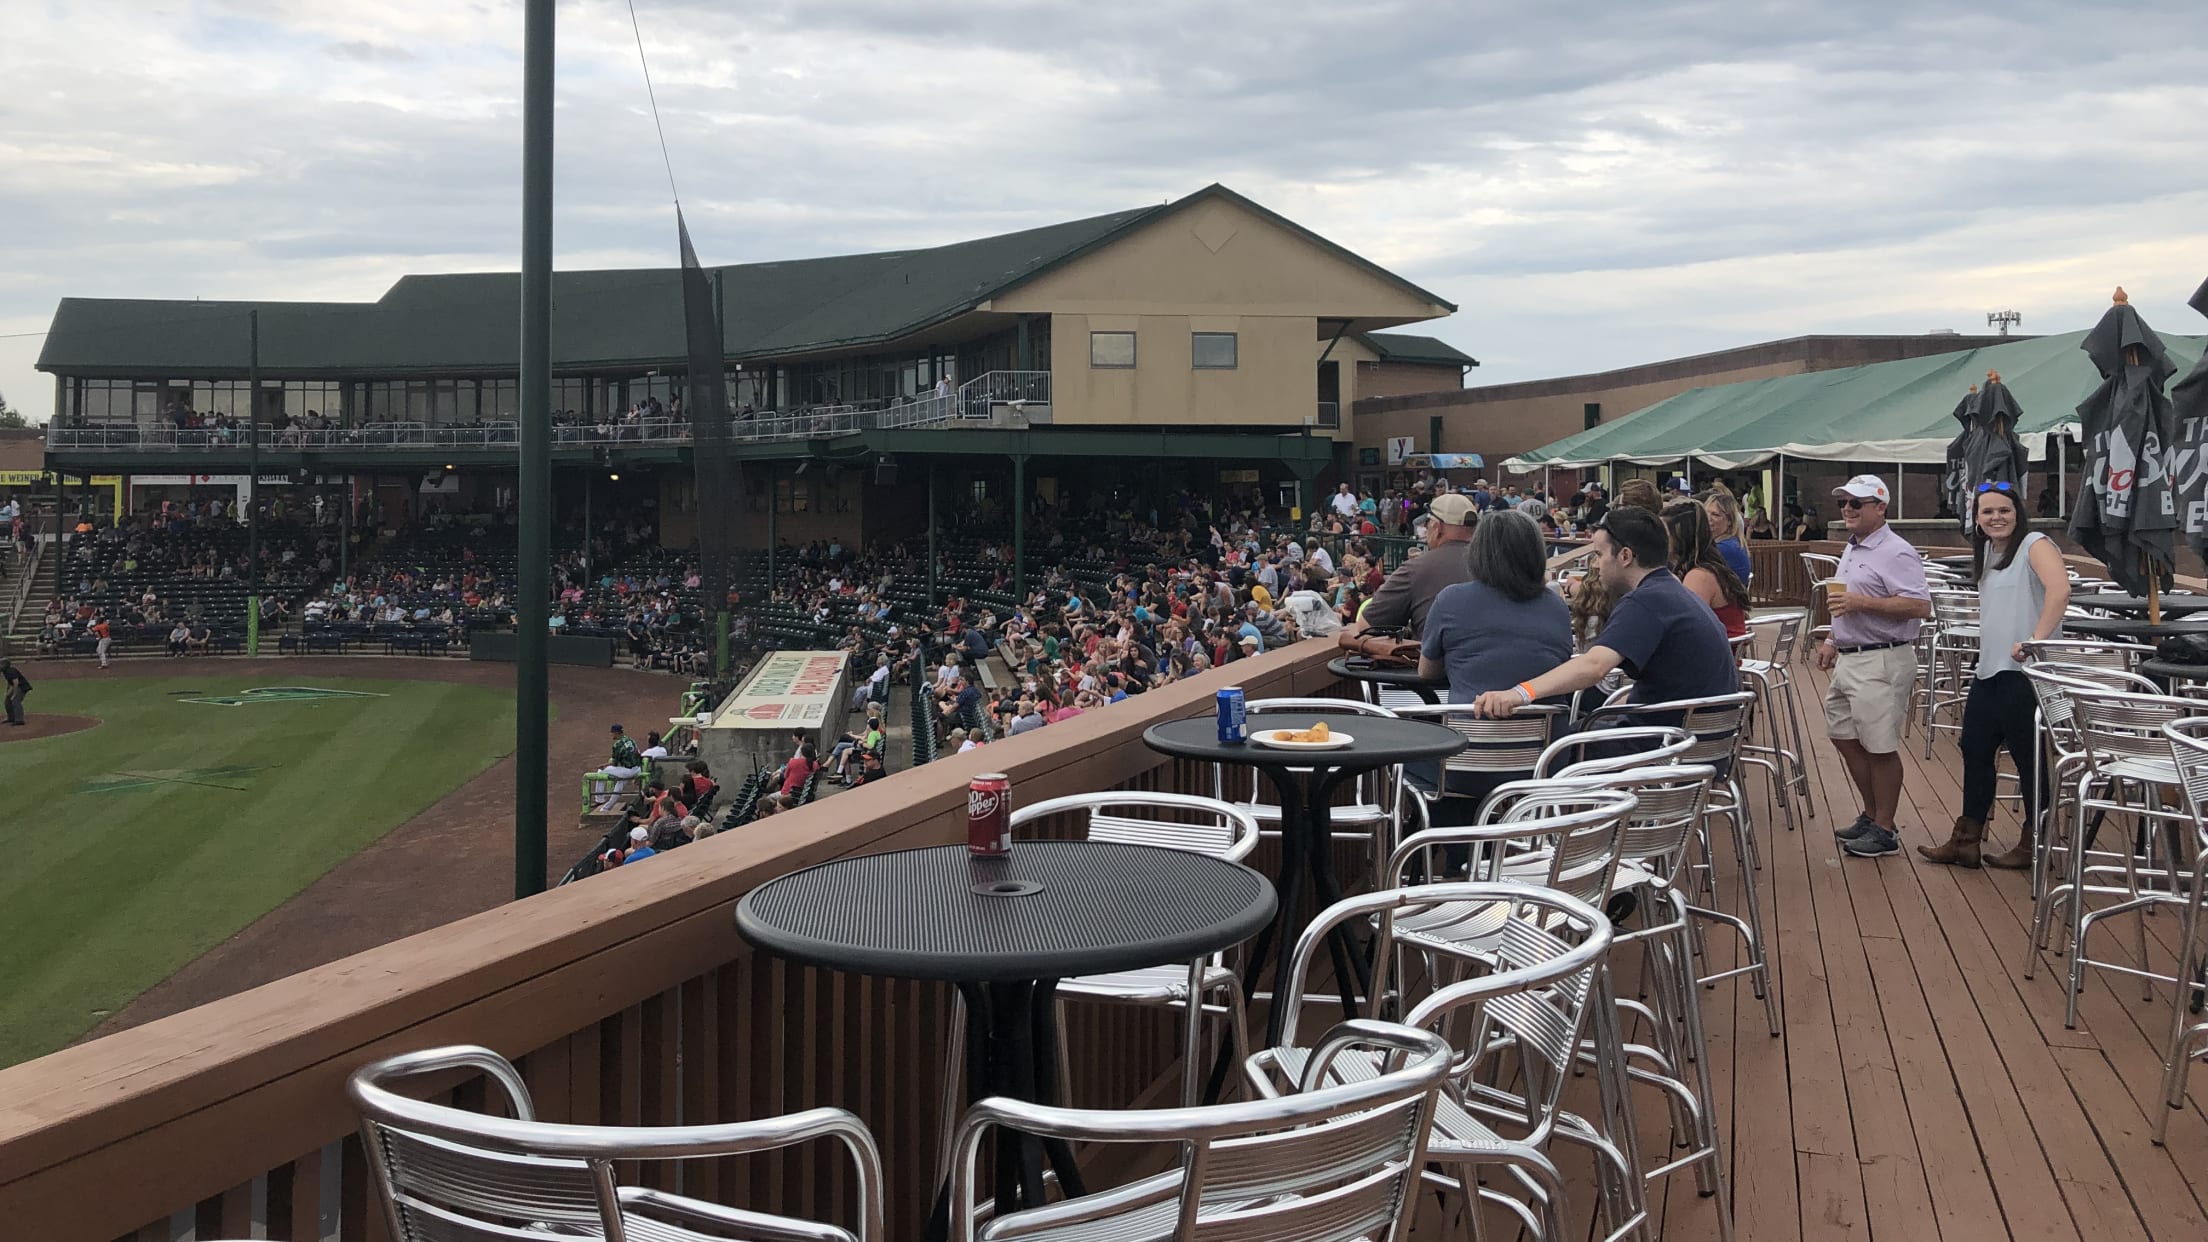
[514,0,554,899]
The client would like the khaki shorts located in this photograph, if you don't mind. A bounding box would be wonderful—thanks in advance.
[1825,644,1917,754]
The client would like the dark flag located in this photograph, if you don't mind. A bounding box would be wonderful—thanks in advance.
[2172,278,2208,556]
[2070,287,2178,595]
[679,208,739,671]
[1941,371,2030,533]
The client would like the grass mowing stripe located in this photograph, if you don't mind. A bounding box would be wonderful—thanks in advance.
[0,675,517,1066]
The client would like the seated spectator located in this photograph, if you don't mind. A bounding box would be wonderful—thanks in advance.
[1008,698,1047,735]
[760,742,818,815]
[678,759,716,810]
[619,826,657,864]
[168,621,191,656]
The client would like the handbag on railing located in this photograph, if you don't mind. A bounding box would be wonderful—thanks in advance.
[1336,627,1422,668]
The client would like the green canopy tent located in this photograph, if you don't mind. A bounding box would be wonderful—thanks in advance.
[1505,329,2208,473]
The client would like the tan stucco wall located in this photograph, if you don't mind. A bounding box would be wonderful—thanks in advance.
[993,195,1447,440]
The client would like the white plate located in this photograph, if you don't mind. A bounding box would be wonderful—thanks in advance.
[1251,728,1355,750]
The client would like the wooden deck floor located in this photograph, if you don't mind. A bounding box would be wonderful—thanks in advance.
[1501,658,2208,1242]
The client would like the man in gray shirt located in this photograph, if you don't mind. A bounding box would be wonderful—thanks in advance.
[1341,492,1478,639]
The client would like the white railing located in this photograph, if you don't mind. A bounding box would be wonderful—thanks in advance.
[45,379,1052,452]
[957,370,1051,419]
[5,526,47,636]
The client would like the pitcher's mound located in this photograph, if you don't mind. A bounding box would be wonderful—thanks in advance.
[1,714,100,742]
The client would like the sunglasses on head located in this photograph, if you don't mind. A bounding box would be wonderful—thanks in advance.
[1975,480,2016,494]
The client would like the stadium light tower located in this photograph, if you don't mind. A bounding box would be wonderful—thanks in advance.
[1988,309,2022,336]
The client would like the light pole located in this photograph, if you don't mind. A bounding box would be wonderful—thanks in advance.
[514,0,554,899]
[246,309,261,655]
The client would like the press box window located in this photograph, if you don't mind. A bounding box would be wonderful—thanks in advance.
[1192,332,1238,369]
[1090,332,1136,368]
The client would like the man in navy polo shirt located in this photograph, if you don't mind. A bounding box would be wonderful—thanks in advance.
[1470,507,1737,723]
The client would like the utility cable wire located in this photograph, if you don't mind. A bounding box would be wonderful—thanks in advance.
[626,0,682,206]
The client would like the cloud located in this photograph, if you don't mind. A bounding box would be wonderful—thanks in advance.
[2,0,2206,424]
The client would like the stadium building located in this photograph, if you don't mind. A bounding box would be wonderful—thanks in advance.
[32,184,1466,575]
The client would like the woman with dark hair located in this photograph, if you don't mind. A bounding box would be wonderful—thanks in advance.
[1412,509,1573,820]
[1664,499,1752,638]
[1419,510,1572,704]
[1919,480,2069,869]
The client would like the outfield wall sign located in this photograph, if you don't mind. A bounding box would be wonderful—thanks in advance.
[183,686,389,707]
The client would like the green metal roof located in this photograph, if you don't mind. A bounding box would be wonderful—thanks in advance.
[1358,332,1477,367]
[37,185,1454,379]
[1505,329,2208,470]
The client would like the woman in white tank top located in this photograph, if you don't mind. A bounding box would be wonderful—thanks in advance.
[1920,482,2070,869]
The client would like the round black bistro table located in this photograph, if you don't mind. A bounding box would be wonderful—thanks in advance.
[736,839,1274,1235]
[2137,659,2208,686]
[2064,615,2208,642]
[1143,711,1466,1047]
[2072,594,2208,618]
[1327,655,1445,705]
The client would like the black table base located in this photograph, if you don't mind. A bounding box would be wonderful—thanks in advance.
[926,981,1087,1242]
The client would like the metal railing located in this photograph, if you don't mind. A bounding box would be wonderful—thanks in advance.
[3,520,47,637]
[958,370,1051,419]
[43,379,1051,452]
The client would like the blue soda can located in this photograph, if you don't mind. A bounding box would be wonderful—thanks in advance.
[1216,686,1247,744]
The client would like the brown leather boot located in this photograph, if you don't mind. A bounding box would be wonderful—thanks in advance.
[1917,816,1985,868]
[1982,818,2035,870]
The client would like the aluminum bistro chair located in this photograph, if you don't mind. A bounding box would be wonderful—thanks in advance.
[937,790,1262,1170]
[350,1044,884,1242]
[2054,684,2197,1029]
[948,1019,1451,1242]
[1214,697,1401,886]
[1741,609,1816,823]
[1258,884,1642,1242]
[1392,702,1569,838]
[2152,718,2208,1146]
[2016,664,2164,960]
[1580,692,1781,1037]
[1922,588,1983,757]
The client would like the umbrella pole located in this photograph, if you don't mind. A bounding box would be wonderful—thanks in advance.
[2147,551,2162,625]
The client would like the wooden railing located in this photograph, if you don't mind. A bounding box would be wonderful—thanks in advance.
[0,641,1349,1242]
[1747,539,1814,606]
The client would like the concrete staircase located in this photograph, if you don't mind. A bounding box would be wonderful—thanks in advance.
[3,536,58,645]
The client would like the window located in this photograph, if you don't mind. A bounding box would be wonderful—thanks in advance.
[1192,332,1237,369]
[1090,331,1136,369]
[1584,402,1602,430]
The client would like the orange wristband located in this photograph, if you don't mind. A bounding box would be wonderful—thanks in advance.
[1515,681,1536,702]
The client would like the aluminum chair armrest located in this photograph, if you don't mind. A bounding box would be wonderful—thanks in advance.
[621,1186,858,1242]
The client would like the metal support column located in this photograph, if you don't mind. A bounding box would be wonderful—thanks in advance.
[1012,455,1027,601]
[766,464,778,587]
[927,463,939,604]
[246,309,262,656]
[583,470,592,581]
[513,0,555,900]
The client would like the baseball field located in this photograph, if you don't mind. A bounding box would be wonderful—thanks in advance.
[0,674,517,1066]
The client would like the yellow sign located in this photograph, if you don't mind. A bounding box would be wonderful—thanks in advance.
[0,471,123,519]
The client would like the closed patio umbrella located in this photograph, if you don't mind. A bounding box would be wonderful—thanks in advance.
[2070,287,2178,599]
[1941,370,2030,532]
[2172,278,2208,556]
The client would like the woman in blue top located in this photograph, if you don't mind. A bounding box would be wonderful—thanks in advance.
[1414,510,1573,820]
[1704,490,1754,586]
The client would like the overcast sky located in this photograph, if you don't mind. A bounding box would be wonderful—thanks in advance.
[4,0,2206,423]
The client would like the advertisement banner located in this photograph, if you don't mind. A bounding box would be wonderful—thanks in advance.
[714,650,847,729]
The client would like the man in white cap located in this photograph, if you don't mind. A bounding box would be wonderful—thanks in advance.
[1340,491,1477,644]
[1817,475,1930,858]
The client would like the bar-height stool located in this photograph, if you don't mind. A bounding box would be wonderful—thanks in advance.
[2016,664,2164,962]
[1580,692,1781,1037]
[2051,684,2196,1029]
[1741,609,1815,825]
[1261,883,1645,1242]
[2152,717,2208,1146]
[1922,588,1983,758]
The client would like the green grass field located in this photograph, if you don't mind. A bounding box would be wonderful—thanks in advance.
[0,674,517,1066]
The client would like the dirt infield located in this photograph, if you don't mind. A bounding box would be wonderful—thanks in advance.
[22,655,689,1041]
[0,713,100,742]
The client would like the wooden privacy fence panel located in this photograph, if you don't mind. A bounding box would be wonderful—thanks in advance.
[0,642,1349,1242]
[1748,540,1814,606]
